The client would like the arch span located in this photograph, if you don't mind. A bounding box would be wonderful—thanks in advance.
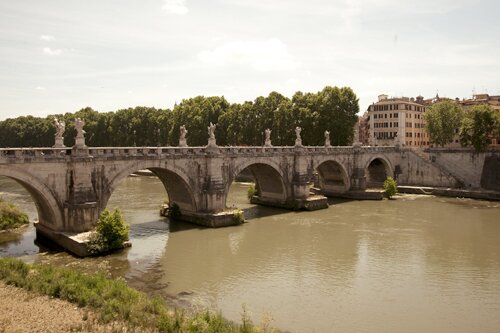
[228,160,287,206]
[365,156,393,188]
[0,166,63,230]
[104,162,198,214]
[315,160,350,195]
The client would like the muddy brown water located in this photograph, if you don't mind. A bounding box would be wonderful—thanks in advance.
[1,175,500,333]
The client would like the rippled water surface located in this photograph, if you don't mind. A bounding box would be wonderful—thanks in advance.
[1,175,500,333]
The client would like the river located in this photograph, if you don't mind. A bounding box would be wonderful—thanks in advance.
[1,175,500,333]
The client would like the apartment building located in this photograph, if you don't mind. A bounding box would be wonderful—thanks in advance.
[364,94,429,147]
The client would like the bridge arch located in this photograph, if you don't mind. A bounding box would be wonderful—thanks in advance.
[0,166,63,230]
[313,159,351,195]
[365,156,394,188]
[228,159,288,205]
[104,161,198,214]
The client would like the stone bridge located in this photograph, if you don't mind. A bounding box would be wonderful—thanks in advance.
[1,142,467,237]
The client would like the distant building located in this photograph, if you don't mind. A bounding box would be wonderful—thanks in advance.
[360,93,500,148]
[363,94,429,147]
[460,93,500,111]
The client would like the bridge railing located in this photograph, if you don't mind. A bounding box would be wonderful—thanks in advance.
[0,147,69,161]
[1,145,401,163]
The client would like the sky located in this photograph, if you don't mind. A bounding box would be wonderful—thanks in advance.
[1,0,499,120]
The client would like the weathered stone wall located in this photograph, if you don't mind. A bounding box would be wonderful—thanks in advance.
[481,155,500,191]
[394,150,461,188]
[426,148,500,189]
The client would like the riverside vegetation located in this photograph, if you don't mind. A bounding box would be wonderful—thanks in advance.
[0,86,359,148]
[0,258,277,332]
[0,198,29,231]
[87,208,129,255]
[383,176,398,199]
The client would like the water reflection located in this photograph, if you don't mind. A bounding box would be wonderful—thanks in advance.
[1,175,500,333]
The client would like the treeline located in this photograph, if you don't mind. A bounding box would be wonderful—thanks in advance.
[0,86,359,148]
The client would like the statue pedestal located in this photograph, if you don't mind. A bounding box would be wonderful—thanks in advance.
[53,137,65,148]
[295,138,302,147]
[264,139,272,147]
[207,138,217,147]
[179,138,187,147]
[75,136,86,148]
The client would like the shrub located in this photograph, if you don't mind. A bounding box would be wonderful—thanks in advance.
[87,208,129,255]
[232,210,245,224]
[247,184,256,201]
[0,198,29,230]
[169,202,181,220]
[383,176,398,199]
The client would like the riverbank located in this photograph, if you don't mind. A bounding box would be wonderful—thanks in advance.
[0,281,144,332]
[0,258,277,333]
[398,185,500,201]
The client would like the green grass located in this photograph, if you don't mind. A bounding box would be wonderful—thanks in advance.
[0,198,29,230]
[0,258,277,333]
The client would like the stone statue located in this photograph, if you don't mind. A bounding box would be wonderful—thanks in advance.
[74,118,87,148]
[179,125,188,147]
[324,130,331,147]
[294,126,302,146]
[54,118,65,138]
[207,122,217,147]
[180,125,188,140]
[53,118,66,148]
[75,118,86,138]
[264,128,272,147]
[208,122,216,139]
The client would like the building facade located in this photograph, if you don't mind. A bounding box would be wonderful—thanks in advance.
[364,94,429,147]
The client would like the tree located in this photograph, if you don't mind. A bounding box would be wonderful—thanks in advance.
[383,176,398,199]
[459,104,500,152]
[168,96,229,146]
[424,100,463,147]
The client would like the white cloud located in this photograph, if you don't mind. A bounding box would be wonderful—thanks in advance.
[162,0,188,15]
[40,35,55,41]
[43,47,62,56]
[35,86,46,90]
[197,38,300,71]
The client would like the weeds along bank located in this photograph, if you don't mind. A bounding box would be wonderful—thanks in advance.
[0,258,278,333]
[0,199,29,231]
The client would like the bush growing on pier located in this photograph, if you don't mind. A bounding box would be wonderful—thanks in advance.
[232,210,245,224]
[169,202,181,220]
[87,208,129,255]
[0,198,29,230]
[383,176,398,199]
[247,184,256,201]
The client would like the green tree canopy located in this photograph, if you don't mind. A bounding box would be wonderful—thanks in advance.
[0,86,360,148]
[424,100,463,147]
[459,104,500,152]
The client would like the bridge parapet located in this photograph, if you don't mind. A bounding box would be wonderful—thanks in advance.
[0,147,69,162]
[1,145,402,163]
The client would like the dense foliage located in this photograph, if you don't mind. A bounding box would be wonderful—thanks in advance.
[0,86,359,147]
[383,176,398,199]
[459,104,500,152]
[0,258,276,332]
[0,198,29,230]
[87,208,129,255]
[424,100,463,147]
